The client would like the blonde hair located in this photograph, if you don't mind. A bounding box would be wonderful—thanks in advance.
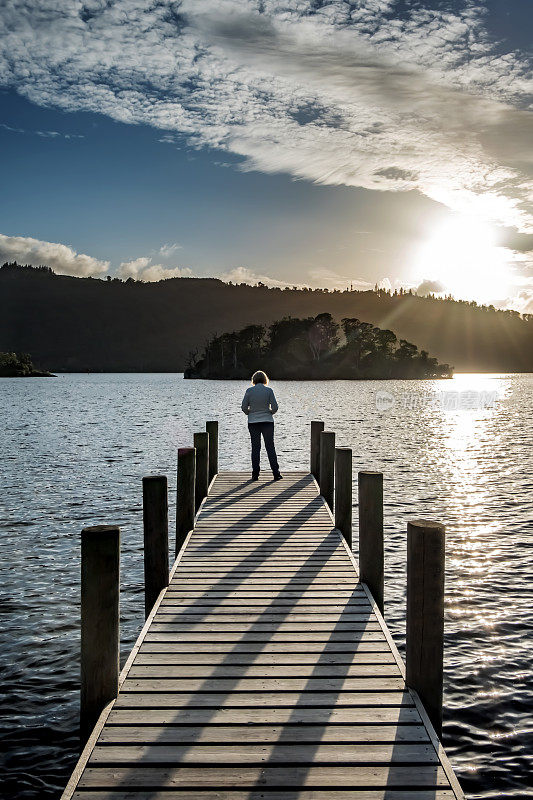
[252,371,269,385]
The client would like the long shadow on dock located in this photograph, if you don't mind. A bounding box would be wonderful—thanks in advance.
[89,475,441,797]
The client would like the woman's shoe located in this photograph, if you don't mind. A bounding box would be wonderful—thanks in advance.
[251,473,259,481]
[273,473,283,481]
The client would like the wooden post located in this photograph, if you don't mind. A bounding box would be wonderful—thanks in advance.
[176,447,195,556]
[319,430,335,511]
[80,525,120,745]
[358,471,384,614]
[143,476,169,619]
[310,420,324,481]
[206,420,219,483]
[193,431,209,512]
[406,520,445,738]
[334,447,352,548]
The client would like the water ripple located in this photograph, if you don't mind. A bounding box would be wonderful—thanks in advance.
[1,372,532,798]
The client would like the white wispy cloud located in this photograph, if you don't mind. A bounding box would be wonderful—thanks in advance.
[117,256,192,281]
[508,285,533,315]
[220,265,378,291]
[0,232,108,276]
[158,242,182,258]
[1,0,530,232]
[0,122,84,139]
[416,279,446,296]
[219,266,299,288]
[307,267,374,291]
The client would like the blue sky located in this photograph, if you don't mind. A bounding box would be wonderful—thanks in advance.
[0,1,531,309]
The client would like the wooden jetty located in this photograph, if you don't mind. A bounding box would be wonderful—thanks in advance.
[62,422,464,799]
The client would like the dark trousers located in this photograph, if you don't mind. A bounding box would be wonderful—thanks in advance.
[248,422,280,477]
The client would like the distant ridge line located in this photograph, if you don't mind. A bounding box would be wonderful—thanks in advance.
[1,262,531,373]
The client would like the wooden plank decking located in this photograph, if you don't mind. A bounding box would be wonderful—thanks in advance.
[64,471,464,799]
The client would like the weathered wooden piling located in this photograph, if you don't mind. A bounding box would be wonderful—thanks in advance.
[64,435,464,800]
[310,420,324,481]
[193,431,209,511]
[406,519,446,738]
[142,475,169,619]
[319,430,335,510]
[358,470,384,614]
[80,525,120,745]
[334,447,352,548]
[65,470,463,800]
[206,420,219,483]
[176,447,195,555]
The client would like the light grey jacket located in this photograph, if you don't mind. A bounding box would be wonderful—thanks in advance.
[241,384,279,424]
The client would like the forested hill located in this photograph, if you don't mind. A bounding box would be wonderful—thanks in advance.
[185,315,453,380]
[1,262,531,373]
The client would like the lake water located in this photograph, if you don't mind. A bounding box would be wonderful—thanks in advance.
[1,373,532,799]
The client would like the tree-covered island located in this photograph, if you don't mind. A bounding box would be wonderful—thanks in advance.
[0,352,55,377]
[185,314,453,380]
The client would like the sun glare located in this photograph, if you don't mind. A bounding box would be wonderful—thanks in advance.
[412,217,512,305]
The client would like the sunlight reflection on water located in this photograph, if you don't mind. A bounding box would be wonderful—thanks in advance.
[0,372,531,799]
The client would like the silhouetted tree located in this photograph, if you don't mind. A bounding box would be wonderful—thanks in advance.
[185,315,452,380]
[308,313,339,360]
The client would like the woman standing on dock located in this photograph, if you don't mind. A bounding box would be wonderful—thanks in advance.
[241,371,283,481]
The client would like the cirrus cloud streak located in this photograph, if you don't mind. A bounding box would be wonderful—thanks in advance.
[0,0,531,234]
